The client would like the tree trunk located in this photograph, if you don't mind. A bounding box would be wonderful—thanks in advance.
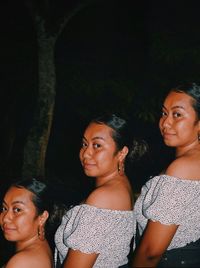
[22,1,93,178]
[22,17,56,178]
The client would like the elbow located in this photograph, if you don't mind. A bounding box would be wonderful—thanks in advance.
[147,247,162,257]
[147,253,162,263]
[132,247,163,267]
[145,248,163,262]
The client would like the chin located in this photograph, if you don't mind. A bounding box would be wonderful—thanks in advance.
[3,235,16,241]
[84,170,96,177]
[164,141,176,147]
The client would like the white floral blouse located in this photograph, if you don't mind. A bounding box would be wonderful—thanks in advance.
[134,175,200,250]
[54,204,135,268]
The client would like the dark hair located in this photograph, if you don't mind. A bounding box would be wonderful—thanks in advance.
[6,178,66,250]
[171,82,200,120]
[90,113,149,162]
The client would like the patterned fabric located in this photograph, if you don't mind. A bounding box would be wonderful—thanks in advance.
[134,175,200,250]
[54,204,135,268]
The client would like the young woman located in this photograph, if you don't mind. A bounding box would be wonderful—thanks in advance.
[0,178,65,268]
[132,82,200,267]
[54,113,148,268]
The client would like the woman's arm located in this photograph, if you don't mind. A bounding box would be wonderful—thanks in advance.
[63,249,99,268]
[132,220,178,267]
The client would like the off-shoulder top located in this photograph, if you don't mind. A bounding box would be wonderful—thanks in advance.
[54,204,135,268]
[134,175,200,250]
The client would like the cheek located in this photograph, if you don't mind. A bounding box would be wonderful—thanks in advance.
[19,218,39,235]
[176,122,196,139]
[177,121,191,131]
[16,216,30,226]
[100,152,116,166]
[17,214,38,226]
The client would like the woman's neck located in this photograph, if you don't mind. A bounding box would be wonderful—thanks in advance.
[16,235,45,252]
[176,142,200,158]
[95,172,127,187]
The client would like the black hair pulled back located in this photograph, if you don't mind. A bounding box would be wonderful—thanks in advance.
[90,113,149,163]
[171,82,200,120]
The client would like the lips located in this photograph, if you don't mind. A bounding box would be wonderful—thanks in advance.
[2,225,16,234]
[163,132,173,136]
[161,130,176,137]
[83,163,96,170]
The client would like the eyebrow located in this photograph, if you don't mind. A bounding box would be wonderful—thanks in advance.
[83,136,105,141]
[3,200,26,206]
[162,105,185,110]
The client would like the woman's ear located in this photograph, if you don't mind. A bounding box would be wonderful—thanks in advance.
[39,210,49,225]
[118,146,129,161]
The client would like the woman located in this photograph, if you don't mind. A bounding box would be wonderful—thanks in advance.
[132,82,200,267]
[54,113,148,268]
[0,178,65,268]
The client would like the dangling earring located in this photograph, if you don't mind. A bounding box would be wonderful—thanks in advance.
[38,225,45,241]
[117,161,125,176]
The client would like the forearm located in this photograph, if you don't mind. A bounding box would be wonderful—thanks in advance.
[132,250,162,267]
[63,249,98,268]
[132,220,178,267]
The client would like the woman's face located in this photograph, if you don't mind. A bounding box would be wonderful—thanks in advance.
[0,186,45,245]
[159,91,200,149]
[79,122,125,179]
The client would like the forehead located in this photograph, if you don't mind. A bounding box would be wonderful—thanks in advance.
[164,91,194,110]
[4,186,34,205]
[84,122,114,140]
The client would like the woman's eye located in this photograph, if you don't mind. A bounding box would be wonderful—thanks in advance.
[0,206,7,213]
[81,142,87,148]
[93,143,101,149]
[161,111,167,117]
[173,112,181,118]
[13,207,21,213]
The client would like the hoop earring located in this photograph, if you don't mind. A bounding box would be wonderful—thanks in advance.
[38,225,45,241]
[117,161,125,176]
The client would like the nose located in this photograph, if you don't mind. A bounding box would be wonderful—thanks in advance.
[80,145,92,159]
[160,115,172,129]
[1,210,12,223]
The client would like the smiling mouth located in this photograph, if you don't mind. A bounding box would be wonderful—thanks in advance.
[3,227,16,233]
[83,163,95,169]
[163,132,175,137]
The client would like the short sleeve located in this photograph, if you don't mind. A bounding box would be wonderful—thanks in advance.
[142,175,200,225]
[62,205,133,254]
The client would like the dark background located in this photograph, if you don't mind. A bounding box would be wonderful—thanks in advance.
[1,0,198,189]
[0,0,200,264]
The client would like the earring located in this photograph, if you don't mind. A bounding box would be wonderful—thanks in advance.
[198,132,200,142]
[38,225,45,241]
[117,161,125,176]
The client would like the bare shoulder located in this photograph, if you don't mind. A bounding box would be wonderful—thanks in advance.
[166,154,200,179]
[5,250,52,268]
[5,252,33,268]
[85,179,133,210]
